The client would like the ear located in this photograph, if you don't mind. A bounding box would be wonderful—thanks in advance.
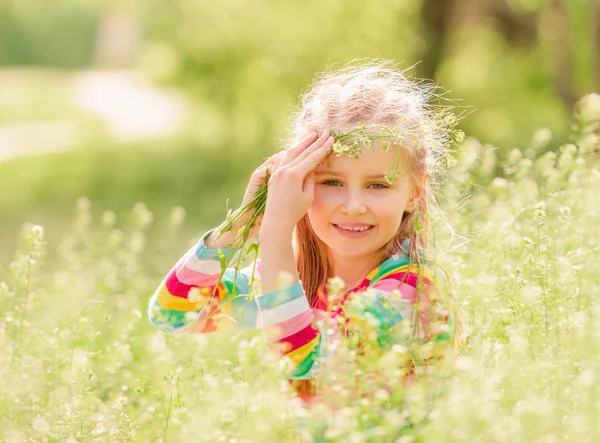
[405,173,428,213]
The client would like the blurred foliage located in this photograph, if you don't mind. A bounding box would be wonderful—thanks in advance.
[137,0,422,149]
[137,0,598,149]
[0,0,100,67]
[0,135,272,265]
[2,0,598,148]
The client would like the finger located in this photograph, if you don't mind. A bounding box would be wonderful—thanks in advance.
[288,134,335,170]
[254,152,285,177]
[281,131,326,166]
[273,151,285,172]
[292,139,334,177]
[251,166,272,185]
[270,151,286,161]
[253,163,268,178]
[259,151,285,168]
[285,132,332,169]
[286,132,320,158]
[266,152,286,174]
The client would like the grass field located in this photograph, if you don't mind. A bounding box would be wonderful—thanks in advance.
[0,94,598,441]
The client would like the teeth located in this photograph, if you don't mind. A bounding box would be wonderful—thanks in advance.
[336,224,372,232]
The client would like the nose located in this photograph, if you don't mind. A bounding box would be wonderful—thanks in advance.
[340,188,367,215]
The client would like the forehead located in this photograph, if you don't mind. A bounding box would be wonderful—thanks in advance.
[315,145,410,176]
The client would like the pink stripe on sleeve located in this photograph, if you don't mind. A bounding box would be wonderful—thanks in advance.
[370,278,402,293]
[165,271,197,298]
[175,265,219,287]
[275,323,319,354]
[264,309,313,343]
[398,282,417,301]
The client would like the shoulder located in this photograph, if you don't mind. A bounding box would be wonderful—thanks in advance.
[366,239,440,285]
[368,244,461,349]
[366,246,411,285]
[368,244,451,298]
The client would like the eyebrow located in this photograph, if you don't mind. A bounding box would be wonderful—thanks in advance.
[314,170,388,179]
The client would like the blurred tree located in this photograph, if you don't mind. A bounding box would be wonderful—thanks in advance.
[546,0,576,108]
[419,0,457,79]
[489,0,538,48]
[420,0,580,108]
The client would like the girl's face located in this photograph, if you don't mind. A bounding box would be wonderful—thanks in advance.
[309,146,422,260]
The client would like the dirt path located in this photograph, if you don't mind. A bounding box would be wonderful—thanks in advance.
[0,69,190,163]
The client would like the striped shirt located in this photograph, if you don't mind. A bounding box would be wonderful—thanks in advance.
[148,228,458,389]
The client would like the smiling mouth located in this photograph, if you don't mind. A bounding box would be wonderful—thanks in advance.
[332,223,375,232]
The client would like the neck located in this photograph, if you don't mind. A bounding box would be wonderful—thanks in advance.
[328,250,382,290]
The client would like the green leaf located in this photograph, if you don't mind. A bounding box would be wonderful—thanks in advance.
[236,224,247,238]
[217,248,227,271]
[219,288,237,305]
[220,207,234,234]
[414,216,424,236]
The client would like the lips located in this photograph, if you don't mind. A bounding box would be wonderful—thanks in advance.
[332,223,375,238]
[332,223,374,232]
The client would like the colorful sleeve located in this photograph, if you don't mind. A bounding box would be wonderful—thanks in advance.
[148,228,325,379]
[255,281,327,380]
[148,228,262,334]
[342,256,459,362]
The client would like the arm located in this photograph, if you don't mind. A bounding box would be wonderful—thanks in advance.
[148,147,292,334]
[148,222,327,379]
[147,227,261,334]
[256,224,324,379]
[245,131,334,379]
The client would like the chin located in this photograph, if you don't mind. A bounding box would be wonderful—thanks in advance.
[329,243,378,259]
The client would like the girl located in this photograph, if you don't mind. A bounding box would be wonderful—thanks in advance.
[148,59,462,407]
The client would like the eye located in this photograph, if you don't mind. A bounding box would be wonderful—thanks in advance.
[320,180,389,189]
[368,182,389,189]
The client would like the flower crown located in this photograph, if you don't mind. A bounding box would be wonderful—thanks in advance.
[327,116,464,184]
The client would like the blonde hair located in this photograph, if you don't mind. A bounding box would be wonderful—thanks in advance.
[282,58,455,306]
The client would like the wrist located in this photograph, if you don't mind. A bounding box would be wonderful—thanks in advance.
[259,219,295,240]
[204,227,239,250]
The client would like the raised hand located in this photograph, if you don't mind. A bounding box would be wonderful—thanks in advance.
[241,151,285,209]
[226,150,286,239]
[262,130,335,233]
[207,150,285,249]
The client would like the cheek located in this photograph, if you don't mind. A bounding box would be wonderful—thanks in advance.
[308,192,336,235]
[374,205,398,223]
[308,200,327,226]
[310,190,334,215]
[307,206,329,243]
[313,187,334,203]
[375,196,406,225]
